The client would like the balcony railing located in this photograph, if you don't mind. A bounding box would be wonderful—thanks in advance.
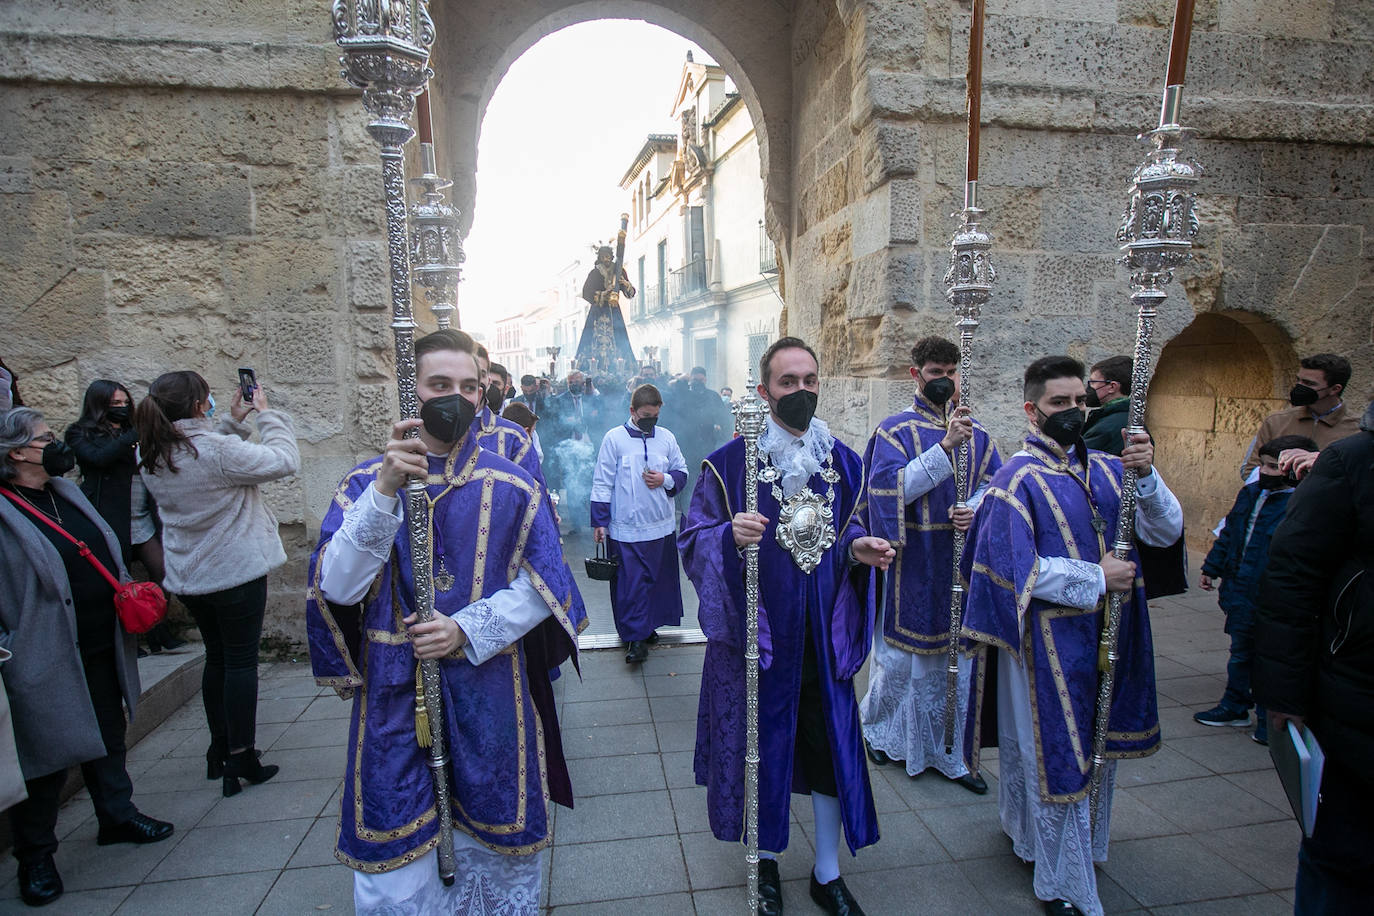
[759,221,778,275]
[668,258,709,305]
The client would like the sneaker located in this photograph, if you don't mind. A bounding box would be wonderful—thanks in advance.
[1252,728,1269,746]
[1193,705,1250,727]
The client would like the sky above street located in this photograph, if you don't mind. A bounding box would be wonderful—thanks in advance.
[460,20,717,339]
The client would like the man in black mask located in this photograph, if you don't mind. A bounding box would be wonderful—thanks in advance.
[859,336,1002,793]
[679,337,894,916]
[959,355,1183,916]
[1241,353,1358,479]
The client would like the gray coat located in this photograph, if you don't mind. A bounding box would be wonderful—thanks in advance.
[0,477,140,780]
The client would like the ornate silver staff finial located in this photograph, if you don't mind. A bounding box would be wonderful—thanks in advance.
[333,0,457,888]
[939,185,995,754]
[1088,75,1202,829]
[409,143,464,330]
[733,370,768,915]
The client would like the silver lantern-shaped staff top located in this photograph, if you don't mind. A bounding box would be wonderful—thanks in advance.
[939,0,995,756]
[732,373,769,915]
[333,0,458,887]
[1088,2,1202,828]
[409,141,464,330]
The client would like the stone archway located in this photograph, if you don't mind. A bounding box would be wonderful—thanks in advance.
[1147,310,1298,548]
[426,0,796,267]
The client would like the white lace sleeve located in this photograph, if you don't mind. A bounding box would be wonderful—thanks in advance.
[319,484,403,605]
[903,442,953,503]
[1134,470,1184,547]
[452,567,552,666]
[1032,556,1105,610]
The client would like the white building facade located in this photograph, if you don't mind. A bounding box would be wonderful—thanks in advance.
[619,53,781,394]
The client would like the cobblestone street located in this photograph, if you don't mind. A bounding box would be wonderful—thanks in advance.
[0,578,1301,915]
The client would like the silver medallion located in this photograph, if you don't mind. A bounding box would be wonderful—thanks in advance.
[775,488,836,574]
[434,559,455,592]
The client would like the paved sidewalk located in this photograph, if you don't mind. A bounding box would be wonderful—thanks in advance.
[0,583,1301,914]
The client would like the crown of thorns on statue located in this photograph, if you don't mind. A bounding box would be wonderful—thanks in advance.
[595,245,614,260]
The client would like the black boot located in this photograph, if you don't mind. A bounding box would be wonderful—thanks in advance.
[758,857,782,916]
[146,623,186,653]
[222,748,278,797]
[206,737,226,779]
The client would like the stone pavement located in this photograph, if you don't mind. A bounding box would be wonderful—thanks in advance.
[0,581,1302,915]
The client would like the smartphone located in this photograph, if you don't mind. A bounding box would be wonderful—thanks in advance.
[238,368,258,404]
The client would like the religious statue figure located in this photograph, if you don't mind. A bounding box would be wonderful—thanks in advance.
[574,242,638,376]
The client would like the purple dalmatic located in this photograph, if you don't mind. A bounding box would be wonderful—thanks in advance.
[864,394,1001,652]
[679,435,879,855]
[477,404,545,486]
[306,432,586,873]
[960,433,1160,801]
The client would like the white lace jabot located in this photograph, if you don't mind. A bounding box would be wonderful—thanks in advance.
[760,413,835,498]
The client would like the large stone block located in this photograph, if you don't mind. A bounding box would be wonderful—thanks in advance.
[0,190,73,309]
[324,165,387,239]
[262,383,346,446]
[3,269,109,370]
[266,312,343,383]
[1119,0,1220,28]
[222,239,342,317]
[81,237,225,316]
[0,0,332,44]
[1031,252,1119,316]
[354,384,396,454]
[34,160,252,238]
[1039,188,1125,254]
[346,239,390,312]
[857,0,926,70]
[1219,0,1333,39]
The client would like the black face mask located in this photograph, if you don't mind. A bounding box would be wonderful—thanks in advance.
[485,384,504,413]
[774,389,818,432]
[1084,387,1103,409]
[106,405,132,425]
[1257,472,1291,490]
[922,376,956,408]
[568,383,584,396]
[635,415,658,434]
[1289,384,1321,408]
[1036,406,1085,448]
[419,394,477,444]
[40,440,77,477]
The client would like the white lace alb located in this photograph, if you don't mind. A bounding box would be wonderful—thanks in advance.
[759,415,835,498]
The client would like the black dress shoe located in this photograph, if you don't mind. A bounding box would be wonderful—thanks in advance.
[1043,900,1084,915]
[624,641,649,664]
[18,855,62,907]
[863,739,898,767]
[758,858,782,916]
[809,873,865,916]
[96,812,174,846]
[953,771,989,795]
[646,630,660,645]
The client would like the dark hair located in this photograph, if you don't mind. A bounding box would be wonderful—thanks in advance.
[910,336,959,368]
[73,379,135,431]
[1301,353,1351,393]
[475,344,490,362]
[631,384,663,410]
[0,356,22,407]
[759,336,819,386]
[1258,434,1319,460]
[501,402,537,430]
[520,374,536,387]
[137,371,209,473]
[1090,355,1133,395]
[490,363,509,383]
[691,366,707,377]
[414,329,477,373]
[1023,355,1085,403]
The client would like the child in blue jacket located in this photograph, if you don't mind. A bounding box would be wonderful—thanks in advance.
[1194,434,1317,744]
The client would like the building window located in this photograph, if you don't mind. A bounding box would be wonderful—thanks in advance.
[747,333,768,376]
[656,240,667,311]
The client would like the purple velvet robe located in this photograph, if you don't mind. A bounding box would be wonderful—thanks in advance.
[678,435,879,855]
[864,395,1002,653]
[960,434,1160,802]
[477,404,545,487]
[305,431,586,873]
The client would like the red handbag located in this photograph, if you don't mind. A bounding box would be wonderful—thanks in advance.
[3,488,168,634]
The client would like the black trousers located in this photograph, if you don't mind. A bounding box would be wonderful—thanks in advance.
[794,623,838,798]
[8,649,137,864]
[1295,757,1374,914]
[180,576,267,753]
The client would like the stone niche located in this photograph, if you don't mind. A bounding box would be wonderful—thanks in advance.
[1,0,1370,648]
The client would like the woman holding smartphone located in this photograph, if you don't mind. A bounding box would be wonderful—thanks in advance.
[136,371,299,796]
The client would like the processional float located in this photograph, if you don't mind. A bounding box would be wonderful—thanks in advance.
[331,0,463,884]
[1089,0,1202,825]
[941,0,995,755]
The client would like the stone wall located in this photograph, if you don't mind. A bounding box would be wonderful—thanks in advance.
[0,0,395,645]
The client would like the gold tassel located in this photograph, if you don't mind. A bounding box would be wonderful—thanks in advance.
[414,663,432,749]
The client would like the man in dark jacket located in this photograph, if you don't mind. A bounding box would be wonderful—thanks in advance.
[1082,355,1131,452]
[1194,434,1316,743]
[1254,401,1374,913]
